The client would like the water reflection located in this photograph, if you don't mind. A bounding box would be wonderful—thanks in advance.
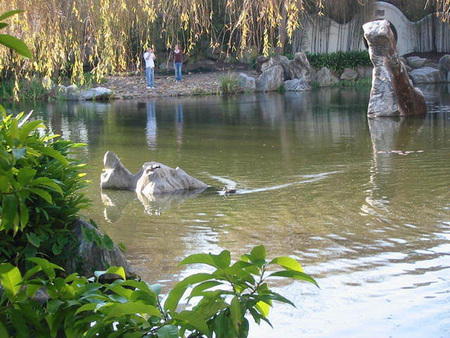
[5,86,450,337]
[146,101,157,150]
[175,102,184,146]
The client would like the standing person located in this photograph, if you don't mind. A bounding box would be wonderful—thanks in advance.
[144,47,156,89]
[172,44,183,82]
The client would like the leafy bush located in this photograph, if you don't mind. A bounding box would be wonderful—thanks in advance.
[306,50,371,75]
[0,106,89,272]
[0,246,317,337]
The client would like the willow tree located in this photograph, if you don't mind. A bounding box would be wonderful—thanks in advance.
[0,0,448,89]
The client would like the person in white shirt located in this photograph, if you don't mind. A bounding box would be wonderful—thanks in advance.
[143,47,156,89]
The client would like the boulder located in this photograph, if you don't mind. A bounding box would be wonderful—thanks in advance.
[438,54,450,82]
[256,65,284,92]
[356,66,373,79]
[314,67,339,87]
[238,73,256,91]
[136,162,208,195]
[287,52,315,82]
[79,87,114,100]
[406,56,427,69]
[284,79,310,91]
[340,68,359,81]
[66,84,80,101]
[261,55,291,80]
[255,56,270,73]
[63,219,134,277]
[409,67,444,84]
[100,151,208,194]
[362,19,427,117]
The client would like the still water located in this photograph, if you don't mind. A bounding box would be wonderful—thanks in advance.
[9,86,450,337]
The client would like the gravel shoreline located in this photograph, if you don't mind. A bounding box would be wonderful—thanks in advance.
[103,71,253,99]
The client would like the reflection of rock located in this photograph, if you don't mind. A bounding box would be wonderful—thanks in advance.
[100,151,208,194]
[101,190,136,223]
[368,117,425,152]
[363,20,427,117]
[137,188,206,216]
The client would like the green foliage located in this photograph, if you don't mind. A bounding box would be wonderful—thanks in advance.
[0,246,318,337]
[0,106,89,271]
[219,73,240,95]
[306,50,371,75]
[0,10,32,58]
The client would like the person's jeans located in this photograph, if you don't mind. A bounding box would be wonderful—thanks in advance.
[146,67,154,87]
[174,62,182,81]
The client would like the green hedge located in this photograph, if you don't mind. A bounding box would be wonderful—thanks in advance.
[305,50,371,75]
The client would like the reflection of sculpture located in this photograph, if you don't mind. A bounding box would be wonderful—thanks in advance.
[137,189,206,216]
[363,20,427,117]
[100,151,208,194]
[101,190,136,222]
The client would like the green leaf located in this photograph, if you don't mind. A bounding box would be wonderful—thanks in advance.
[173,310,209,335]
[179,253,216,267]
[0,10,24,21]
[26,232,42,248]
[249,245,266,262]
[211,250,231,269]
[0,321,8,337]
[0,263,22,297]
[19,119,45,142]
[105,266,126,280]
[31,177,64,195]
[17,167,36,185]
[11,147,27,160]
[268,270,319,287]
[28,187,53,204]
[180,250,231,269]
[164,273,216,312]
[0,34,32,58]
[157,325,179,338]
[104,301,161,318]
[269,256,303,272]
[27,257,63,279]
[230,296,242,332]
[32,145,68,165]
[255,300,270,317]
[2,194,18,228]
[102,233,114,250]
[75,303,99,315]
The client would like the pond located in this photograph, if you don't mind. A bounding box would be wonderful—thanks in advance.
[7,85,450,337]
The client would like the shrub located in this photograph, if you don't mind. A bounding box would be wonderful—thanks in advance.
[0,105,89,272]
[306,50,371,75]
[219,73,240,95]
[0,246,317,337]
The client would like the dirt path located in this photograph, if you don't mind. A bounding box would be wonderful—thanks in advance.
[103,71,252,99]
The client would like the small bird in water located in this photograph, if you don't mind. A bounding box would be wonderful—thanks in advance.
[222,187,237,195]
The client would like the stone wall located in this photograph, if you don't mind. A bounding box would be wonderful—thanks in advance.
[292,1,450,55]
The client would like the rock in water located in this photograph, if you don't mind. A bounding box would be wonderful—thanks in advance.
[363,20,427,117]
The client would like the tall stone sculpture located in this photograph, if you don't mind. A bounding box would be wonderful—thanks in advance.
[363,20,427,117]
